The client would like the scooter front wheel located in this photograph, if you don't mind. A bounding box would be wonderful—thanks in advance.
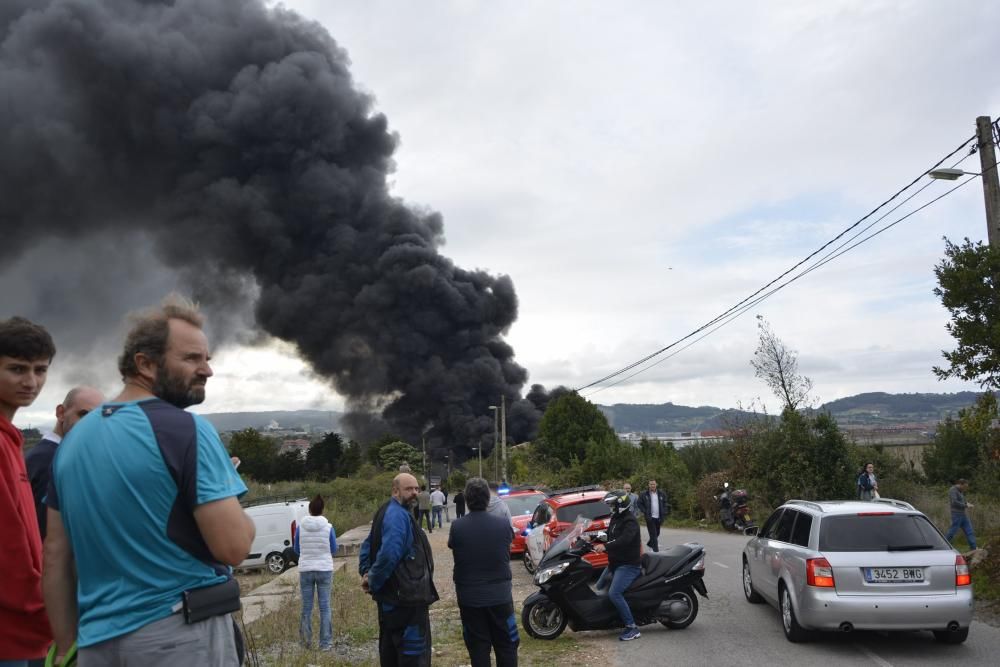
[522,595,568,640]
[659,586,699,629]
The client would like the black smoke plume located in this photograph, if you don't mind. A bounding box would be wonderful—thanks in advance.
[0,0,549,455]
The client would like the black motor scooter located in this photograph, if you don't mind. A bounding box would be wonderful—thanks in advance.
[521,518,709,640]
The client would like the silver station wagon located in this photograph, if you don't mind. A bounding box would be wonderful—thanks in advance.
[742,499,973,643]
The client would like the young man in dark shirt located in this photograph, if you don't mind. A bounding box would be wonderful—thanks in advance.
[448,477,518,666]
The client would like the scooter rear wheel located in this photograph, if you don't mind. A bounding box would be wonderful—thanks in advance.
[659,586,699,629]
[522,596,568,640]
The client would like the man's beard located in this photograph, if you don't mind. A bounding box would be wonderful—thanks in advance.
[153,364,206,409]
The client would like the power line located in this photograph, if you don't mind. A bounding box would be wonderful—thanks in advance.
[583,166,986,398]
[575,132,981,394]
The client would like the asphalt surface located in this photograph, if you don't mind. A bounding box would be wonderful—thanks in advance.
[552,526,1000,667]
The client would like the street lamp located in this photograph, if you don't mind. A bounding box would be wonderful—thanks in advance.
[489,406,499,482]
[928,168,979,181]
[472,445,482,477]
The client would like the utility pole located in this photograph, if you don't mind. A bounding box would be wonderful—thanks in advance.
[421,436,426,480]
[976,116,1000,247]
[501,395,508,483]
[489,405,499,482]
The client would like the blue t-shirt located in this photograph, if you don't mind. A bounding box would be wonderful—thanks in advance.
[49,398,247,647]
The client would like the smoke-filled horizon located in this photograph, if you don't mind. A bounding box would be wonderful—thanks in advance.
[0,0,552,454]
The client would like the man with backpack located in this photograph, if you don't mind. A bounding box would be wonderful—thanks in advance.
[360,473,439,666]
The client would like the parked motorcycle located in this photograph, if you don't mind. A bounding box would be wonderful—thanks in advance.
[717,482,755,533]
[521,518,709,640]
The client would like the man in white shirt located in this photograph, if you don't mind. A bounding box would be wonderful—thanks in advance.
[637,479,669,552]
[430,486,446,529]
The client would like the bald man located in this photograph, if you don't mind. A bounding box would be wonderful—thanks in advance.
[24,385,104,538]
[360,473,438,666]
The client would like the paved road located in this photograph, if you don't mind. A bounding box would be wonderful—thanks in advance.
[543,526,1000,667]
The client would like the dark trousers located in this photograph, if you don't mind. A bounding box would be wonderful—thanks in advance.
[459,602,519,667]
[646,517,662,552]
[418,509,432,533]
[455,505,466,518]
[377,603,431,667]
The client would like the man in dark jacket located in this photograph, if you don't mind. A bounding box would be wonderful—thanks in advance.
[945,478,977,550]
[594,490,642,641]
[448,477,518,666]
[24,385,103,538]
[360,473,438,666]
[636,479,669,552]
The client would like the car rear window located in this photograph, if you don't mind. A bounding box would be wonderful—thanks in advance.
[503,493,546,516]
[556,500,611,524]
[818,513,951,552]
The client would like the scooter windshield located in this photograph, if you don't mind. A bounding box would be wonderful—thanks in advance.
[538,516,590,568]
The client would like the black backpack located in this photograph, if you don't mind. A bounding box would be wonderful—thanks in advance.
[369,500,439,606]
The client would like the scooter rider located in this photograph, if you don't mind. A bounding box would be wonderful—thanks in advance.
[593,490,642,641]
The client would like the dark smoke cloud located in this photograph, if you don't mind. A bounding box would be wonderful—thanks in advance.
[0,0,549,453]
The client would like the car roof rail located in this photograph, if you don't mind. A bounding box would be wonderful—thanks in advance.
[240,495,309,509]
[509,485,550,494]
[547,484,605,497]
[785,499,825,512]
[870,497,916,511]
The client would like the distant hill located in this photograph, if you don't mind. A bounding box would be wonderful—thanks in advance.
[597,403,755,433]
[818,392,981,423]
[195,391,982,438]
[598,391,983,433]
[200,409,341,433]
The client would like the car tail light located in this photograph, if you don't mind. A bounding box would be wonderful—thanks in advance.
[807,557,835,587]
[956,555,971,586]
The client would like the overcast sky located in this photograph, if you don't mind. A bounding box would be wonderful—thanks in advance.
[12,0,1000,429]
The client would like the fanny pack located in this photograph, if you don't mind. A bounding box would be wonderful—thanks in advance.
[182,577,242,624]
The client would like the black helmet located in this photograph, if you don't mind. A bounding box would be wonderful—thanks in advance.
[603,490,630,514]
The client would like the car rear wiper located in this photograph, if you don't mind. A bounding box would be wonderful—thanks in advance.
[887,544,934,551]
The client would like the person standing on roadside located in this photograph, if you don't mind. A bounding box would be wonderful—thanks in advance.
[486,481,515,535]
[24,385,104,539]
[637,479,669,552]
[430,486,445,529]
[623,482,639,515]
[0,316,56,667]
[359,473,438,667]
[417,484,433,533]
[449,477,518,666]
[44,295,253,666]
[454,488,466,518]
[945,478,977,551]
[294,494,338,651]
[857,463,878,501]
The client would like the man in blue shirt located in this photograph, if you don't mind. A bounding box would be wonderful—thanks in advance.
[43,295,254,666]
[360,472,437,666]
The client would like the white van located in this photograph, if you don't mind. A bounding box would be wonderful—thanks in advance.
[239,498,310,574]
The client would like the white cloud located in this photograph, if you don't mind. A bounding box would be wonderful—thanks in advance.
[12,1,999,428]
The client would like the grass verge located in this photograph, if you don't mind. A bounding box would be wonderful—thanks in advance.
[240,566,594,666]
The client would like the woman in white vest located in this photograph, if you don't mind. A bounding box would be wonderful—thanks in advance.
[294,494,338,650]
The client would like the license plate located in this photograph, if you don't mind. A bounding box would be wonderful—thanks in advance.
[864,567,924,583]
